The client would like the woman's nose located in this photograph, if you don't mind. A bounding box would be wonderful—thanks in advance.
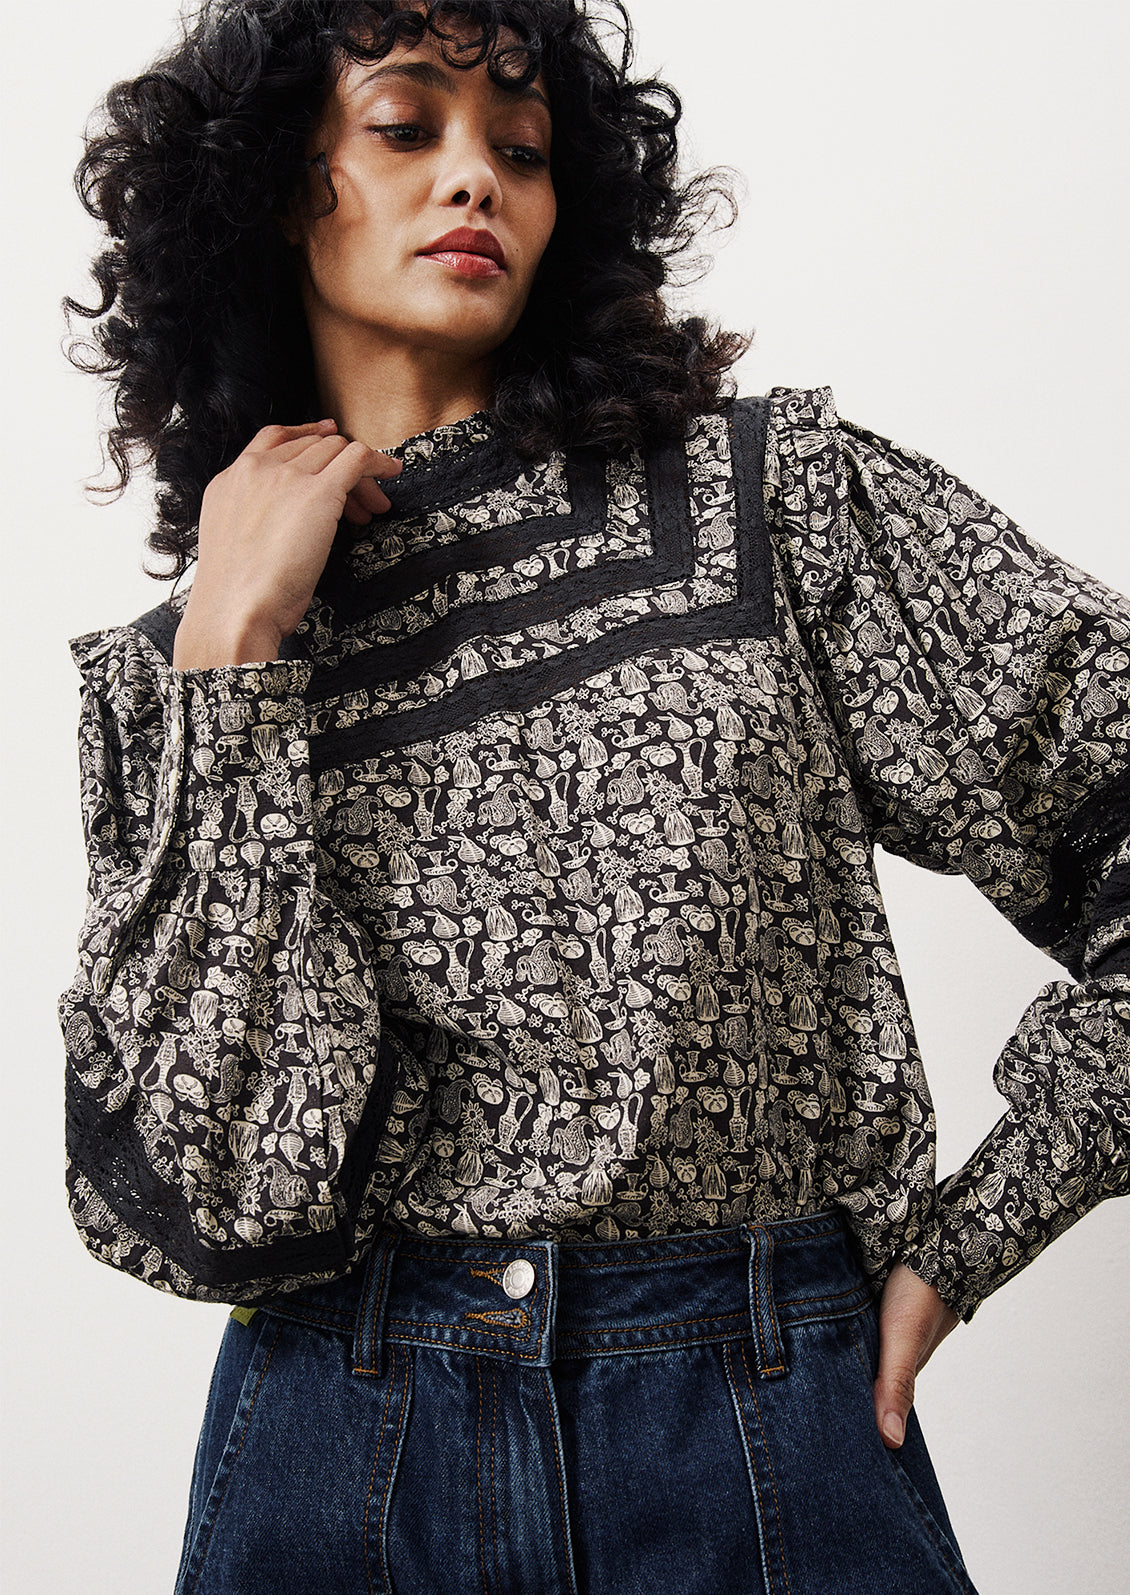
[435,138,503,215]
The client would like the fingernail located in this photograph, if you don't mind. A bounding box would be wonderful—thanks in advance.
[882,1412,905,1448]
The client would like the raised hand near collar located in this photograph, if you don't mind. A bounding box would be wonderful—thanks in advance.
[173,419,401,669]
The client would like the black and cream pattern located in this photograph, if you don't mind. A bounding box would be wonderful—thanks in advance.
[59,386,1130,1318]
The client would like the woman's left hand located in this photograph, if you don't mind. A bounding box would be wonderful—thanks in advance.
[874,1263,960,1448]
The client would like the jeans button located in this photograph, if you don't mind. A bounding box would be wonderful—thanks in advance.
[502,1259,536,1299]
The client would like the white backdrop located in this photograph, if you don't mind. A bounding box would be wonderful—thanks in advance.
[2,2,1127,1591]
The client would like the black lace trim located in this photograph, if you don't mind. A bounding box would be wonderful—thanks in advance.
[1089,942,1130,980]
[308,399,772,769]
[310,441,678,699]
[128,432,520,666]
[381,433,527,517]
[1083,863,1130,979]
[129,599,179,663]
[1091,862,1130,931]
[1014,763,1130,975]
[128,401,774,768]
[322,449,609,624]
[730,395,773,623]
[65,1024,401,1292]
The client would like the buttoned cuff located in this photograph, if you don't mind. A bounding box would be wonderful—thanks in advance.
[168,660,316,874]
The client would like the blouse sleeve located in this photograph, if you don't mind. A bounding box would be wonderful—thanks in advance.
[58,621,403,1302]
[768,385,1130,1321]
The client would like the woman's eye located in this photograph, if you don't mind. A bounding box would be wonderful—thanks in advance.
[502,145,548,169]
[368,123,429,146]
[365,125,546,167]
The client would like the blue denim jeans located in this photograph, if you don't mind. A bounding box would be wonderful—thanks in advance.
[174,1211,977,1594]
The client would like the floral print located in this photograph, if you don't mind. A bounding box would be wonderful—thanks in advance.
[58,386,1130,1318]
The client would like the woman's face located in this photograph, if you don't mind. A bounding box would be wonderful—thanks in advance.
[289,22,557,367]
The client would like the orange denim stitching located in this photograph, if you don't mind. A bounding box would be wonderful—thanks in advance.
[464,1308,532,1334]
[556,1308,746,1338]
[388,1310,536,1333]
[355,1241,395,1375]
[388,1273,545,1343]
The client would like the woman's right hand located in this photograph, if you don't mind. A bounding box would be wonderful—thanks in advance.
[172,419,402,668]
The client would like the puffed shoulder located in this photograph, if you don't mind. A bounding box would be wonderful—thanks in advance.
[764,383,839,431]
[67,620,176,702]
[758,381,1099,620]
[759,385,849,612]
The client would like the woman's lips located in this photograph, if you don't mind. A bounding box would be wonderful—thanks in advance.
[421,250,505,278]
[418,227,507,278]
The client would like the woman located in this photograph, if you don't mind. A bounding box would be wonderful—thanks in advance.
[59,1,1129,1591]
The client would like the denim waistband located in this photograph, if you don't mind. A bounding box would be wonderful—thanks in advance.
[259,1210,876,1378]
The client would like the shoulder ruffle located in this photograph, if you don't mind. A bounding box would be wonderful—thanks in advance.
[67,623,176,726]
[761,384,849,612]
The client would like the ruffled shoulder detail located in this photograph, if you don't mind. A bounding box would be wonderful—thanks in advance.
[761,384,850,612]
[69,625,124,681]
[67,620,174,704]
[765,383,839,433]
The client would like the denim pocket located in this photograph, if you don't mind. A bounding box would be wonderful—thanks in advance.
[848,1300,978,1594]
[175,1314,413,1595]
[723,1306,978,1594]
[175,1312,285,1595]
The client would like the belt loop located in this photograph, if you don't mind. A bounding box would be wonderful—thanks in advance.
[543,1238,558,1367]
[353,1229,399,1379]
[745,1224,788,1379]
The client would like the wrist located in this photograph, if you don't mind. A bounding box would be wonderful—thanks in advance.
[172,604,282,669]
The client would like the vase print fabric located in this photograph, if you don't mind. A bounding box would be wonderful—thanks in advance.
[58,386,1130,1317]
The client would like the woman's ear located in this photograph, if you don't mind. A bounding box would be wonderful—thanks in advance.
[275,153,332,248]
[280,153,337,243]
[273,180,302,246]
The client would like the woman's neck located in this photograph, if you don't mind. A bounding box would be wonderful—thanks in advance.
[310,326,495,452]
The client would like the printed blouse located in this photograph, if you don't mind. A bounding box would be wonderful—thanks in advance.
[58,386,1130,1319]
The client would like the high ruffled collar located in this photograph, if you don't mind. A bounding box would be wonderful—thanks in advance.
[382,409,496,470]
[316,408,527,594]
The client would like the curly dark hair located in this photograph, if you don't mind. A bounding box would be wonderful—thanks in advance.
[65,0,749,581]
